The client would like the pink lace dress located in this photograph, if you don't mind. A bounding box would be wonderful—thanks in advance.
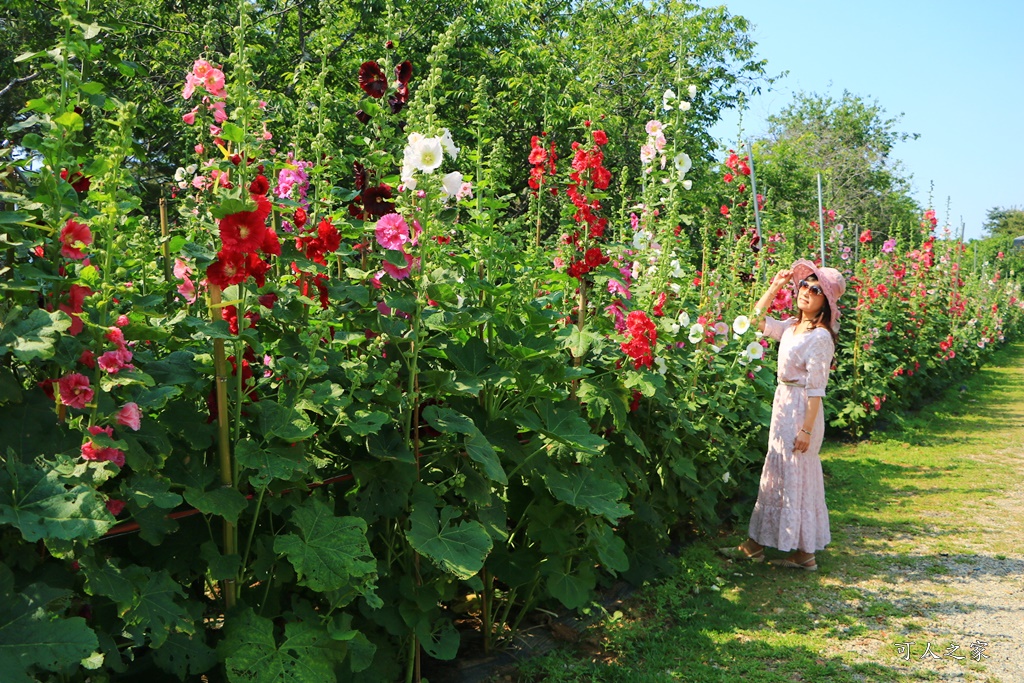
[747,317,834,552]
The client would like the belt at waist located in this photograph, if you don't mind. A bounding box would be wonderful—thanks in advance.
[779,379,805,388]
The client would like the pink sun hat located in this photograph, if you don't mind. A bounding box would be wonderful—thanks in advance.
[790,258,847,333]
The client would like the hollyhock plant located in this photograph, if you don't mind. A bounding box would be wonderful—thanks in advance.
[59,219,92,259]
[620,311,657,369]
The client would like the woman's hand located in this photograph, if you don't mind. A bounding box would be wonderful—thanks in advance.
[771,269,793,289]
[794,430,811,453]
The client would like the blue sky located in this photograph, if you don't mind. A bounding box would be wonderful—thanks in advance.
[705,0,1024,241]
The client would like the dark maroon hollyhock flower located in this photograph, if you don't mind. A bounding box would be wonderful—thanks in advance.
[385,40,395,50]
[354,109,371,124]
[395,60,412,85]
[358,61,387,99]
[389,84,409,115]
[353,162,367,191]
[362,184,395,217]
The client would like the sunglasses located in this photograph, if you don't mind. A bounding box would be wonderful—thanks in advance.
[798,279,824,296]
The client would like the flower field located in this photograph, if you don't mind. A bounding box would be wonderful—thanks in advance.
[1,3,1022,682]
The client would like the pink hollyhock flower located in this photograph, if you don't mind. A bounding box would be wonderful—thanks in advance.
[209,100,227,123]
[79,349,95,369]
[106,498,126,516]
[375,213,410,250]
[82,426,125,468]
[105,327,126,348]
[116,315,129,327]
[882,238,896,253]
[98,347,133,374]
[182,108,198,125]
[194,144,204,154]
[607,279,631,299]
[58,373,93,409]
[117,402,142,431]
[859,229,872,243]
[553,257,565,270]
[59,219,93,259]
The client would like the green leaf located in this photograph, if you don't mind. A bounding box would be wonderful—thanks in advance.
[543,468,632,524]
[121,571,193,648]
[366,426,414,463]
[406,487,492,580]
[0,366,23,404]
[235,438,308,489]
[346,410,389,437]
[152,632,217,680]
[253,401,317,443]
[590,522,629,573]
[516,401,607,456]
[0,575,99,682]
[274,496,377,593]
[79,81,105,95]
[415,617,460,660]
[558,326,602,359]
[219,122,245,144]
[422,406,506,485]
[545,565,595,609]
[200,541,241,581]
[210,196,257,220]
[221,610,347,683]
[183,486,248,524]
[0,308,72,363]
[54,111,84,132]
[0,460,114,542]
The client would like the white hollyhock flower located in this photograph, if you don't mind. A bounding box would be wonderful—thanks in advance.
[640,144,656,164]
[669,282,681,294]
[682,179,693,190]
[732,315,750,335]
[439,128,459,159]
[678,311,690,328]
[407,132,425,146]
[746,341,764,360]
[678,100,691,112]
[688,323,704,344]
[654,357,668,375]
[407,136,444,173]
[674,152,692,179]
[440,171,463,197]
[688,84,697,99]
[645,120,664,136]
[722,471,731,484]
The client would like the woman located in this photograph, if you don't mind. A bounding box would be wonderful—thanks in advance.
[720,259,846,571]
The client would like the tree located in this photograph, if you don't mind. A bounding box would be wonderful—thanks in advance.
[981,206,1024,239]
[750,90,920,240]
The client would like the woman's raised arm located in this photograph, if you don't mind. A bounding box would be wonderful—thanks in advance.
[754,269,793,332]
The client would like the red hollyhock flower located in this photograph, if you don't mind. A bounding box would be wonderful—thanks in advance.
[293,207,308,229]
[206,250,249,287]
[389,83,409,115]
[528,146,547,165]
[258,292,279,309]
[358,61,388,99]
[260,227,281,257]
[859,229,872,243]
[249,174,270,196]
[720,205,730,217]
[219,194,271,253]
[59,219,93,259]
[592,130,608,145]
[318,219,341,252]
[60,168,91,194]
[362,184,395,216]
[395,60,412,85]
[247,253,272,288]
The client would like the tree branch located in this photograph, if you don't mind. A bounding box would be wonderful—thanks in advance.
[0,72,40,100]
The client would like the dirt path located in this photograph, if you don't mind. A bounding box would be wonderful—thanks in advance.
[784,351,1024,682]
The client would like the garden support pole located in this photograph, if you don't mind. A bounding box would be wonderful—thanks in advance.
[210,284,237,608]
[747,140,763,255]
[817,173,826,266]
[159,197,171,285]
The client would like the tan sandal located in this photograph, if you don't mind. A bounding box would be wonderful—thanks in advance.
[717,545,765,563]
[769,556,817,571]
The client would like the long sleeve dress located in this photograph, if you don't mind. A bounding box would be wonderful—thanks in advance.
[747,316,835,552]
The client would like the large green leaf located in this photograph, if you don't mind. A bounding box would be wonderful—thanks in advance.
[152,632,217,680]
[422,406,506,484]
[183,486,248,524]
[517,400,607,456]
[0,308,72,363]
[274,497,377,593]
[121,570,193,648]
[221,609,347,683]
[0,570,99,682]
[543,468,632,524]
[406,487,492,580]
[253,401,317,443]
[0,460,114,542]
[236,439,308,490]
[545,564,595,610]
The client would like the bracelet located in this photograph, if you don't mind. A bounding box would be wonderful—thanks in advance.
[800,429,812,435]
